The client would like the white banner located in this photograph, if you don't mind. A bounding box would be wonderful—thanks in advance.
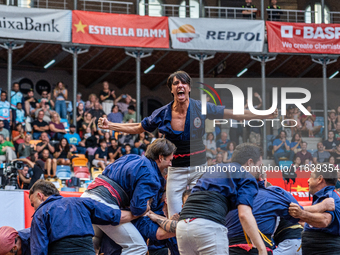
[0,191,25,229]
[169,18,264,52]
[0,6,71,42]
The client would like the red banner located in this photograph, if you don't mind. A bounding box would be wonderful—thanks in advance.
[72,10,169,48]
[267,21,340,54]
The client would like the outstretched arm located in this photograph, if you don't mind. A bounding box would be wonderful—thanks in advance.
[304,198,335,213]
[98,117,145,134]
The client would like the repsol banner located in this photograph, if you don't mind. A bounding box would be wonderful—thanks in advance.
[267,21,340,54]
[0,5,71,42]
[169,17,264,52]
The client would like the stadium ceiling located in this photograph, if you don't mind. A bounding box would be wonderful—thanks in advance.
[1,42,340,89]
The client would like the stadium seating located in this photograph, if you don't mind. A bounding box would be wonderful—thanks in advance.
[56,165,72,180]
[61,187,76,192]
[72,157,88,167]
[279,160,293,171]
[74,171,91,179]
[74,166,90,174]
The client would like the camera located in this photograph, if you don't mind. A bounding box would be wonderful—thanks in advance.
[0,161,25,189]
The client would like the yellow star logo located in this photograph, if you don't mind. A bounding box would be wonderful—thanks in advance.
[291,185,309,192]
[74,20,87,33]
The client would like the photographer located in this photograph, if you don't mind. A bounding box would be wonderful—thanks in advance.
[17,164,31,189]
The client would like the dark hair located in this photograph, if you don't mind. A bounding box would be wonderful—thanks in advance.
[166,71,192,92]
[293,155,301,162]
[276,130,287,139]
[182,189,192,203]
[111,104,119,112]
[206,132,214,141]
[1,91,7,95]
[329,130,335,136]
[145,138,176,161]
[313,164,338,185]
[291,133,301,143]
[58,138,70,153]
[227,141,236,151]
[231,143,263,165]
[99,138,106,144]
[30,151,38,162]
[29,179,60,197]
[110,138,117,142]
[128,105,135,111]
[16,123,22,128]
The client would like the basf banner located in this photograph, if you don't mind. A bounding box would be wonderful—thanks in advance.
[169,18,264,52]
[0,5,71,42]
[267,21,340,54]
[72,11,169,48]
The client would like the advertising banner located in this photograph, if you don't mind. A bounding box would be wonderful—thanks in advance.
[169,17,264,52]
[72,11,169,48]
[0,5,71,42]
[267,21,340,54]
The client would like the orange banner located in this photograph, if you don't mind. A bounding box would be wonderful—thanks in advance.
[72,10,169,48]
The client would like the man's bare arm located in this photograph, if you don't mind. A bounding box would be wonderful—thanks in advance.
[304,198,335,213]
[99,118,145,134]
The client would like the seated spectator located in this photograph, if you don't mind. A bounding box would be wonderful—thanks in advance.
[204,132,217,159]
[118,132,135,147]
[17,164,31,189]
[103,132,112,147]
[76,102,85,132]
[64,124,86,154]
[0,120,10,141]
[223,141,236,163]
[49,112,67,140]
[122,144,132,156]
[85,127,99,156]
[108,138,122,163]
[24,88,38,117]
[0,91,12,130]
[15,102,26,127]
[82,112,97,134]
[284,156,300,184]
[100,81,116,115]
[12,123,26,150]
[10,82,24,111]
[76,92,85,107]
[273,130,294,166]
[215,152,223,164]
[123,105,139,123]
[107,104,123,123]
[34,99,53,123]
[85,93,102,111]
[38,90,54,110]
[242,0,257,19]
[313,142,331,164]
[300,106,321,137]
[329,155,337,167]
[328,109,338,132]
[36,132,55,158]
[53,81,68,119]
[151,130,164,143]
[292,107,303,135]
[290,133,302,154]
[267,0,282,21]
[54,138,74,167]
[32,110,50,140]
[323,130,338,153]
[133,132,150,155]
[216,132,230,154]
[15,154,44,188]
[89,102,105,124]
[207,156,213,166]
[0,134,16,163]
[38,148,55,178]
[296,141,313,164]
[114,94,136,114]
[92,138,109,169]
[335,122,340,142]
[18,134,34,158]
[332,143,340,165]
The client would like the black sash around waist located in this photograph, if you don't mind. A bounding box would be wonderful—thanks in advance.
[49,235,95,255]
[302,231,340,255]
[179,191,229,226]
[229,235,273,255]
[172,139,206,167]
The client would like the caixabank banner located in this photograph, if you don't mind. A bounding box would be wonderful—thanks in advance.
[72,10,169,48]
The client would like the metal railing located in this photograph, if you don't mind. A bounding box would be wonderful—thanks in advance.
[80,0,133,14]
[17,0,68,9]
[204,7,258,20]
[330,12,340,24]
[141,3,196,17]
[267,9,316,23]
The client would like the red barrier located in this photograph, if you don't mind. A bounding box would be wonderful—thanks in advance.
[24,191,82,228]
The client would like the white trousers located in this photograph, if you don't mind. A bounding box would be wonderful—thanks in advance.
[166,164,205,217]
[273,239,302,255]
[176,218,229,255]
[81,192,148,255]
[0,147,17,163]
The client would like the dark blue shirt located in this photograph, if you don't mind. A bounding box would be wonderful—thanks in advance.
[304,186,340,236]
[226,182,301,238]
[30,195,122,255]
[18,228,31,255]
[102,154,166,216]
[94,147,108,158]
[216,139,230,151]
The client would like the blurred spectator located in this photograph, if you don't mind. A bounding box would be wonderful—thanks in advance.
[115,94,136,114]
[335,123,340,142]
[38,90,54,109]
[107,105,123,123]
[15,154,44,188]
[18,134,34,158]
[54,138,74,167]
[49,112,67,140]
[296,141,313,164]
[248,121,261,147]
[0,134,16,163]
[133,132,150,155]
[0,91,12,130]
[292,107,303,134]
[36,132,55,158]
[273,131,294,165]
[92,139,109,169]
[64,124,86,154]
[300,106,321,137]
[229,120,243,145]
[82,112,97,134]
[15,102,26,127]
[207,157,213,166]
[337,106,340,123]
[204,132,217,159]
[100,81,116,115]
[12,123,26,150]
[123,105,139,123]
[103,132,112,147]
[290,133,302,154]
[313,142,331,164]
[284,156,300,184]
[267,0,282,21]
[17,164,30,189]
[10,82,24,110]
[89,102,105,124]
[0,120,10,141]
[76,102,85,132]
[32,110,50,140]
[38,148,54,178]
[216,132,230,153]
[332,144,340,165]
[151,130,164,143]
[323,130,338,153]
[329,155,337,167]
[34,100,52,123]
[223,141,236,163]
[53,81,68,119]
[122,144,132,155]
[76,92,85,107]
[108,138,122,162]
[242,0,256,19]
[85,127,99,156]
[86,93,102,111]
[328,109,338,132]
[118,132,135,147]
[216,153,223,164]
[24,88,38,117]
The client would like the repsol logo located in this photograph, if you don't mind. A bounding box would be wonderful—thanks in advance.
[206,31,262,41]
[0,17,59,32]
